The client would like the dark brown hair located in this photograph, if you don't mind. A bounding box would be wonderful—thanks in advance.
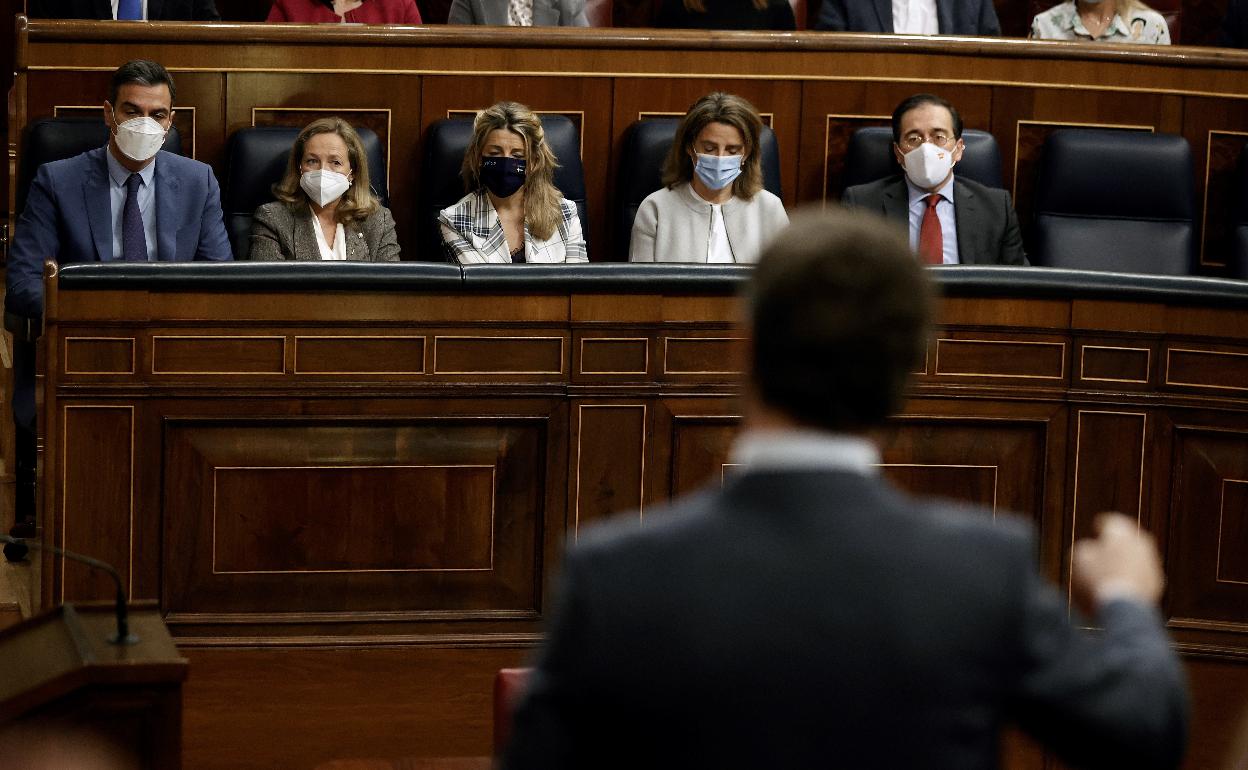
[749,207,934,431]
[662,92,765,200]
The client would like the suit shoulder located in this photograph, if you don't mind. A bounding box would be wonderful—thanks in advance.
[843,174,903,200]
[157,151,213,174]
[955,174,1009,201]
[38,148,103,179]
[570,488,719,562]
[911,496,1034,554]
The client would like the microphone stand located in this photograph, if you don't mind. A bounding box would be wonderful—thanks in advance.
[1,534,139,645]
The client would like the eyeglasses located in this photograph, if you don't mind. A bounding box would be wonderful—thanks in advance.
[899,132,956,150]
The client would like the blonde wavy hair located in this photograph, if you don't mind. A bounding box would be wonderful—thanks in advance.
[273,117,378,224]
[460,101,563,242]
[663,92,765,200]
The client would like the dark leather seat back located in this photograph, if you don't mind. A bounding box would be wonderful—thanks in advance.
[1033,129,1195,275]
[223,124,388,260]
[840,126,1003,193]
[17,116,182,214]
[418,114,587,261]
[1234,143,1248,280]
[616,118,782,247]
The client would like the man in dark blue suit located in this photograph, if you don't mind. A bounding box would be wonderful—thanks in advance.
[6,59,231,536]
[503,209,1187,770]
[815,0,1000,34]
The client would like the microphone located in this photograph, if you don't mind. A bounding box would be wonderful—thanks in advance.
[0,534,139,646]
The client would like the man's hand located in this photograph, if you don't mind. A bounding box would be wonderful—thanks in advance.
[1072,512,1166,608]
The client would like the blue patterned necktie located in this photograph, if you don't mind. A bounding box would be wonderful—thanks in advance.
[122,173,148,262]
[117,0,142,19]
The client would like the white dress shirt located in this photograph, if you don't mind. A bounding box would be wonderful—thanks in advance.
[892,0,938,33]
[310,208,348,260]
[730,429,880,474]
[905,174,959,265]
[706,203,734,263]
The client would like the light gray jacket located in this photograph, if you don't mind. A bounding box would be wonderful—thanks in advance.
[447,0,588,25]
[629,183,789,264]
[249,201,400,262]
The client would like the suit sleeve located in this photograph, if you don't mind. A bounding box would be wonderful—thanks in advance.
[500,550,590,770]
[372,207,402,262]
[976,0,1002,35]
[1008,539,1188,770]
[403,0,423,23]
[438,214,489,264]
[248,204,289,261]
[840,185,862,209]
[773,0,797,30]
[559,201,588,263]
[447,0,475,22]
[266,0,289,21]
[196,166,234,261]
[628,196,659,262]
[813,0,848,30]
[996,190,1028,266]
[5,165,64,319]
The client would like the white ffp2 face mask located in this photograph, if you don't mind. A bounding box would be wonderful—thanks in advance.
[902,141,956,190]
[300,170,351,207]
[113,115,168,162]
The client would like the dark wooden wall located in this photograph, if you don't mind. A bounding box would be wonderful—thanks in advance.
[37,266,1248,769]
[10,24,1248,273]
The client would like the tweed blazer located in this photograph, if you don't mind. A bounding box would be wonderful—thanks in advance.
[447,0,587,25]
[248,201,400,262]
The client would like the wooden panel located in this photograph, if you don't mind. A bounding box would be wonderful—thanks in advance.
[63,336,135,375]
[933,337,1066,381]
[294,336,426,374]
[1077,342,1151,385]
[152,336,286,375]
[669,415,739,498]
[577,336,648,376]
[163,419,545,618]
[1069,411,1148,591]
[1166,346,1248,392]
[663,336,746,375]
[573,404,646,532]
[433,336,564,375]
[1168,426,1248,632]
[61,406,133,602]
[212,465,495,573]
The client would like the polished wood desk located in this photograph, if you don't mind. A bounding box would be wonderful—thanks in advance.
[35,262,1248,769]
[9,21,1248,270]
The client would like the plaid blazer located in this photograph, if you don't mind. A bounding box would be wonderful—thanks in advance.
[438,189,587,264]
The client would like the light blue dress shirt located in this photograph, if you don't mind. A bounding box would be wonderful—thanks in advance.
[905,174,959,265]
[106,147,158,262]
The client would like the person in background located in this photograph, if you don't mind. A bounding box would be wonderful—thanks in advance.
[503,207,1188,770]
[447,0,587,26]
[630,92,788,264]
[841,93,1027,265]
[1030,0,1171,43]
[815,0,998,34]
[267,0,423,23]
[27,0,220,19]
[249,117,399,262]
[655,0,795,30]
[439,102,587,264]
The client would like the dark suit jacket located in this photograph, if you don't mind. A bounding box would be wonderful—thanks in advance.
[655,0,795,29]
[503,469,1188,770]
[1221,0,1247,46]
[447,0,587,25]
[248,201,401,261]
[7,147,232,318]
[815,0,999,33]
[27,0,221,19]
[841,174,1028,265]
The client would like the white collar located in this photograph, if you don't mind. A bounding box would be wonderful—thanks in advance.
[730,429,880,474]
[905,173,955,209]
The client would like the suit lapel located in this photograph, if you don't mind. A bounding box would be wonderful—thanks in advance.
[881,177,908,225]
[154,155,180,261]
[344,221,370,261]
[84,150,113,262]
[294,207,319,261]
[953,178,977,264]
[531,0,558,25]
[873,0,894,32]
[483,0,509,24]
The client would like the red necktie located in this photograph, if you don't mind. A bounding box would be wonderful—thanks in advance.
[919,193,943,265]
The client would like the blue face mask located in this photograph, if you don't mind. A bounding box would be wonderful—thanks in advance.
[693,153,743,192]
[479,156,526,198]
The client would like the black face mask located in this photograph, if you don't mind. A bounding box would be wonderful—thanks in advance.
[479,156,526,198]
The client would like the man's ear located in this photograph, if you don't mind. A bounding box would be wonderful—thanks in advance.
[103,101,115,131]
[893,143,906,169]
[951,137,965,166]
